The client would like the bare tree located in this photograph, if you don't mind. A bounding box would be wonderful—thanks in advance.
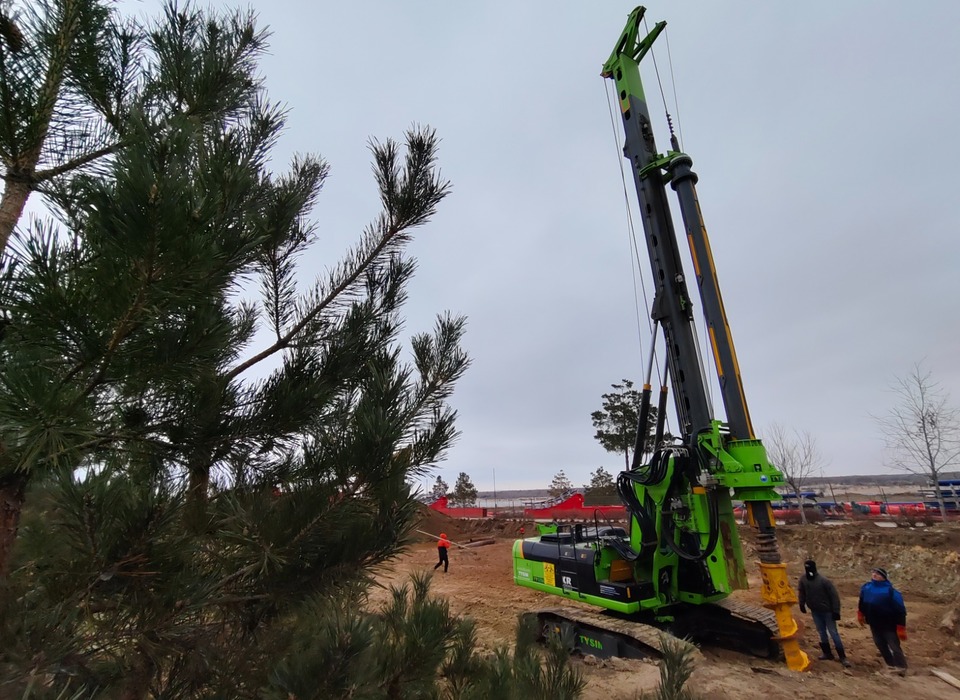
[874,363,960,521]
[765,423,823,524]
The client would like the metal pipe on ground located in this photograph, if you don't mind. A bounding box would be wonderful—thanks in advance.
[414,529,481,556]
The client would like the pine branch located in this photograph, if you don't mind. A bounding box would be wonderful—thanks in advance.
[17,0,83,170]
[33,141,117,181]
[227,128,449,381]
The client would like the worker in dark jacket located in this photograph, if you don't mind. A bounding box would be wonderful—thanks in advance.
[858,567,907,671]
[797,560,850,666]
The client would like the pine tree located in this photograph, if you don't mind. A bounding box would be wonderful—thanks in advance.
[583,467,618,505]
[591,379,670,470]
[0,0,137,253]
[548,470,574,498]
[0,0,291,578]
[450,471,478,507]
[0,2,476,695]
[430,475,449,501]
[266,573,585,699]
[0,0,138,580]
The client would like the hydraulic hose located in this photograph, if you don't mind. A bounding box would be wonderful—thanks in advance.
[617,470,658,556]
[618,445,677,556]
[660,473,720,562]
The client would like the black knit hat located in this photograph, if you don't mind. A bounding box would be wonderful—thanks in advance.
[871,567,888,580]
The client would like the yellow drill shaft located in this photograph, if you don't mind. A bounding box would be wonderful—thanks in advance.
[748,502,810,671]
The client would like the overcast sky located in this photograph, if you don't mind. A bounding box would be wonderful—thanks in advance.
[109,1,960,490]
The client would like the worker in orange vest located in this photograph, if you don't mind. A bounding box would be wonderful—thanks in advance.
[433,532,451,573]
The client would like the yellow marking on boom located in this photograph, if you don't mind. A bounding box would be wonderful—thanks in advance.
[709,327,723,377]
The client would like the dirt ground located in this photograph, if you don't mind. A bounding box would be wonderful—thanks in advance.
[369,510,960,699]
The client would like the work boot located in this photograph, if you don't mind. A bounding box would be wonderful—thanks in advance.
[836,645,851,667]
[818,642,834,661]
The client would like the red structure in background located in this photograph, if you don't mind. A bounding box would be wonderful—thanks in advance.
[427,496,488,519]
[426,493,624,520]
[521,492,625,521]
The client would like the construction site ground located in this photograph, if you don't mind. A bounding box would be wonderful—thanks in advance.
[369,509,960,699]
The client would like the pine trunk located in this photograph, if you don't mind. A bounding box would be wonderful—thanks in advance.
[0,178,31,254]
[185,467,211,531]
[119,648,154,700]
[0,472,28,580]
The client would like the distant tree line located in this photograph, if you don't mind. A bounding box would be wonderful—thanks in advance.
[429,473,478,506]
[429,364,960,520]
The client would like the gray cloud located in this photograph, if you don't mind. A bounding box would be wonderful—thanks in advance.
[106,1,960,489]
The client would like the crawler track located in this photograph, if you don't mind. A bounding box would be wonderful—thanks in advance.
[670,598,782,659]
[528,607,689,660]
[529,598,781,661]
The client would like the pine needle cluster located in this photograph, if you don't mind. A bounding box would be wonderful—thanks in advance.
[639,634,701,700]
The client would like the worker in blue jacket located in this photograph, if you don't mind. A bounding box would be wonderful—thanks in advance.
[857,567,907,671]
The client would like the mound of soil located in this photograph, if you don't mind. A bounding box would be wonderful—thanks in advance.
[412,504,536,544]
[745,521,960,600]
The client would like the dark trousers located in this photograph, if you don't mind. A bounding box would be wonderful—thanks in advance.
[811,611,845,657]
[433,547,448,572]
[870,623,906,668]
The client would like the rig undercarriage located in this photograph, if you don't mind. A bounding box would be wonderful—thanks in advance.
[530,597,781,661]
